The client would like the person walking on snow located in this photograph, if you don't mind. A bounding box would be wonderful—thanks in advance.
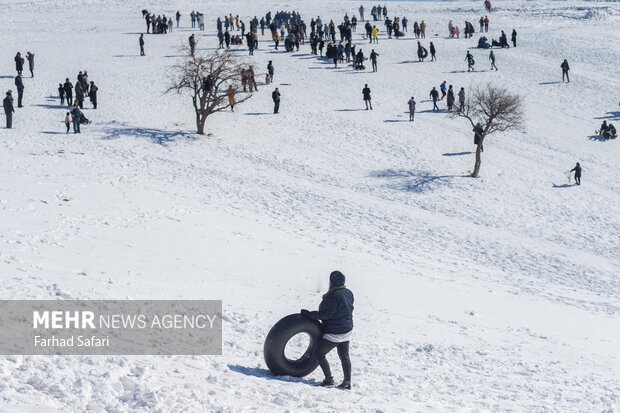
[440,81,447,100]
[267,61,274,82]
[272,87,280,114]
[561,59,570,82]
[430,42,436,61]
[362,84,372,110]
[466,51,475,71]
[227,85,236,112]
[430,87,439,111]
[489,50,498,71]
[408,96,416,121]
[3,91,14,128]
[570,162,581,185]
[301,271,354,390]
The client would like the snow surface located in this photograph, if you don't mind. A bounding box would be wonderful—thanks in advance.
[0,0,619,411]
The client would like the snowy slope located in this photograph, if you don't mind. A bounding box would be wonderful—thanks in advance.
[0,0,619,411]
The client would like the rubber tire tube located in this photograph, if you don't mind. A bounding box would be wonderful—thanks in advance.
[264,313,323,377]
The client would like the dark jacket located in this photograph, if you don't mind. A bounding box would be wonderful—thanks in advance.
[15,76,24,90]
[561,61,570,72]
[430,89,439,100]
[571,165,581,177]
[3,95,14,113]
[64,81,73,97]
[15,55,24,71]
[362,87,371,100]
[272,90,280,102]
[474,124,484,145]
[306,287,354,334]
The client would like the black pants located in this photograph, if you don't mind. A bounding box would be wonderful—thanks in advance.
[17,89,23,107]
[316,339,351,381]
[409,111,414,121]
[563,71,569,82]
[575,175,580,185]
[365,99,372,110]
[5,113,12,128]
[372,60,377,72]
[274,101,279,113]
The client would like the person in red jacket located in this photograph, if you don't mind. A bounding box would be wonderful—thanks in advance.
[483,16,489,32]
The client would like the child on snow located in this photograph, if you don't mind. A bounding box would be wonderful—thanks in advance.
[65,112,71,134]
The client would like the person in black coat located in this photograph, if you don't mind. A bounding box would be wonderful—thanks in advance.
[474,122,484,151]
[15,53,24,75]
[89,81,98,109]
[58,83,65,105]
[561,59,570,82]
[301,271,354,389]
[571,162,581,185]
[429,42,436,61]
[272,87,280,114]
[429,87,439,111]
[3,91,15,128]
[26,52,35,77]
[362,84,372,110]
[14,74,24,108]
[511,29,517,47]
[64,79,74,106]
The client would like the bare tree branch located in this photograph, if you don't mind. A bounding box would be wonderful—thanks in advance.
[166,42,255,135]
[449,84,524,178]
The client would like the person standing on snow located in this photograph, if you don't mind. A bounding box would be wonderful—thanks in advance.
[70,101,82,134]
[267,61,274,82]
[489,50,498,71]
[3,91,14,128]
[570,162,581,185]
[359,5,365,21]
[362,84,372,110]
[58,83,65,105]
[89,81,98,109]
[474,122,484,151]
[176,11,181,28]
[26,52,34,77]
[64,112,71,134]
[272,87,280,114]
[189,34,196,55]
[370,49,379,72]
[64,78,73,106]
[483,16,489,32]
[408,96,416,121]
[15,52,24,75]
[301,271,354,390]
[446,85,455,110]
[14,74,24,108]
[139,34,145,56]
[511,29,517,47]
[561,59,570,82]
[227,85,236,112]
[429,42,436,61]
[458,87,466,111]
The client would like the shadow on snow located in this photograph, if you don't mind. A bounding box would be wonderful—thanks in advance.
[227,364,317,385]
[100,126,196,145]
[369,169,468,193]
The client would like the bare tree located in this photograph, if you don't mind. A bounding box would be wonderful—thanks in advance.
[450,84,524,178]
[167,43,253,135]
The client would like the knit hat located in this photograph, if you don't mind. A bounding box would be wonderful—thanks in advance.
[329,271,346,287]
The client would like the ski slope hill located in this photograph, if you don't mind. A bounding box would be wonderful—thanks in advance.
[0,0,619,411]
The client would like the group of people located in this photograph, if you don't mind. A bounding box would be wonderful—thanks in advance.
[428,82,467,113]
[143,10,176,34]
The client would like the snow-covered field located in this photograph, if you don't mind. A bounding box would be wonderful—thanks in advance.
[1,0,619,411]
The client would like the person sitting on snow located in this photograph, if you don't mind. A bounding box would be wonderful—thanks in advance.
[301,271,354,390]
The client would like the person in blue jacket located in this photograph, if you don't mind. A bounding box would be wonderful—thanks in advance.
[301,271,354,389]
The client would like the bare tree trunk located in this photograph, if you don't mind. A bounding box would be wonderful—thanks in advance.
[472,141,483,178]
[196,112,204,135]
